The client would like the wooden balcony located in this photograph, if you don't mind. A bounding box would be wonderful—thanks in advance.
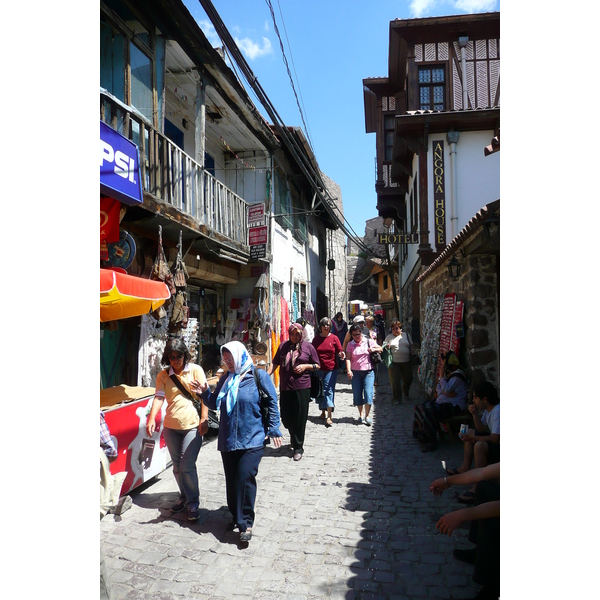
[101,90,249,249]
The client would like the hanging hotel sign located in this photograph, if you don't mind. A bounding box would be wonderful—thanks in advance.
[100,121,143,206]
[433,140,446,248]
[378,232,419,244]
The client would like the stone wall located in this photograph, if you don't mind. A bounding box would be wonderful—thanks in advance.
[419,253,499,389]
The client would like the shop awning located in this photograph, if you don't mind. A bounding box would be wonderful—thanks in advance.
[100,268,171,322]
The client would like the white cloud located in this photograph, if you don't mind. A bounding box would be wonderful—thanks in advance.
[453,0,497,11]
[264,21,270,32]
[235,36,273,60]
[410,0,437,17]
[410,0,498,17]
[198,19,220,47]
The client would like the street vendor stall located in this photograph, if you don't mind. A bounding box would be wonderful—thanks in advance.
[100,268,173,495]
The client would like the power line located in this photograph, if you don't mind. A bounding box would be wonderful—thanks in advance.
[196,0,373,256]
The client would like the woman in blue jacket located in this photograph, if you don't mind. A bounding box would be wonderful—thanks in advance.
[191,341,282,543]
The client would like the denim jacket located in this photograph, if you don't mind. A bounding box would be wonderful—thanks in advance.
[201,366,282,452]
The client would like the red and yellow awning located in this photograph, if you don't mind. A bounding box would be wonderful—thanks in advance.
[100,268,170,322]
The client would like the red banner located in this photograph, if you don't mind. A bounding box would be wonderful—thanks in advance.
[100,196,121,243]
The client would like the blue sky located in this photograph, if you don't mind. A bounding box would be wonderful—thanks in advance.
[182,0,499,238]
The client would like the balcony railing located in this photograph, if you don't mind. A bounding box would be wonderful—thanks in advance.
[101,91,249,248]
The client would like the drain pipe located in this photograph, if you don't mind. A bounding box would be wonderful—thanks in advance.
[458,36,469,109]
[447,130,460,240]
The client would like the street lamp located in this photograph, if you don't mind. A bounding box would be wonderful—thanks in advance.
[447,255,461,281]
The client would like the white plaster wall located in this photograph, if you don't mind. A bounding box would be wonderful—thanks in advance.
[271,221,309,304]
[427,130,499,248]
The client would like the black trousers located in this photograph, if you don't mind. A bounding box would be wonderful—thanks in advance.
[221,446,264,533]
[469,480,500,592]
[279,388,311,453]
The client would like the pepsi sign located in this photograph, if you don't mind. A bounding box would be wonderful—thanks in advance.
[100,121,143,206]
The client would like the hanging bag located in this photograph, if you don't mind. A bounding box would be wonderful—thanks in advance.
[368,339,382,366]
[381,347,393,368]
[309,364,323,399]
[253,367,270,428]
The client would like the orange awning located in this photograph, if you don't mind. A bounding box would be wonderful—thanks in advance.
[100,268,171,322]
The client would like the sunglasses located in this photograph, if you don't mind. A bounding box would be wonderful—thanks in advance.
[352,332,361,337]
[168,354,183,361]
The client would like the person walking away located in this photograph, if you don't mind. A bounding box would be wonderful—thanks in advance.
[364,315,380,385]
[345,324,382,426]
[382,320,413,403]
[267,322,320,461]
[311,317,345,427]
[146,338,209,521]
[193,341,283,543]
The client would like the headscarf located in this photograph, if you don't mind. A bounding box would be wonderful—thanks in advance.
[286,323,304,368]
[216,341,254,415]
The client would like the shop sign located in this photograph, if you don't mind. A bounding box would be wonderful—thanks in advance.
[100,121,143,206]
[100,196,121,243]
[378,233,419,244]
[249,225,268,246]
[250,244,266,259]
[248,203,265,225]
[433,140,446,248]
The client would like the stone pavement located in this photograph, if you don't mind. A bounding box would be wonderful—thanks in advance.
[101,366,484,600]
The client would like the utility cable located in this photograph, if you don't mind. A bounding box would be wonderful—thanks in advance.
[196,0,374,256]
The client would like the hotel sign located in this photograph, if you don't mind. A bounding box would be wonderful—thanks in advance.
[433,140,446,248]
[378,233,419,244]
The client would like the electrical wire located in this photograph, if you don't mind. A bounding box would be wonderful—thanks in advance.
[272,0,313,149]
[197,0,374,256]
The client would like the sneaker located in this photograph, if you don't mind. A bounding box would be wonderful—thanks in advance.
[365,417,372,426]
[358,417,363,424]
[170,498,186,513]
[187,507,200,521]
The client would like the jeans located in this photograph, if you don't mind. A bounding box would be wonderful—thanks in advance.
[317,369,338,410]
[162,427,203,510]
[221,446,264,532]
[351,370,374,406]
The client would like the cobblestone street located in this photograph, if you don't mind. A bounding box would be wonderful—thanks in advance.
[101,367,482,599]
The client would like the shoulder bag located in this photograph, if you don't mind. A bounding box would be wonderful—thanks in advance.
[253,367,270,426]
[168,370,219,430]
[310,364,323,399]
[368,339,382,366]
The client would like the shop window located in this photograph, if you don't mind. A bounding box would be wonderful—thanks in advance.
[419,66,446,111]
[300,283,307,315]
[383,274,389,290]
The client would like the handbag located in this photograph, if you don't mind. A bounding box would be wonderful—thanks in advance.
[168,371,219,430]
[368,339,382,366]
[253,367,270,426]
[309,364,323,399]
[381,347,393,368]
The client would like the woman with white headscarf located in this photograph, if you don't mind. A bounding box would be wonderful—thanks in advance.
[192,341,282,543]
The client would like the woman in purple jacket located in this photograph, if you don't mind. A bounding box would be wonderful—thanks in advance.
[267,322,320,461]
